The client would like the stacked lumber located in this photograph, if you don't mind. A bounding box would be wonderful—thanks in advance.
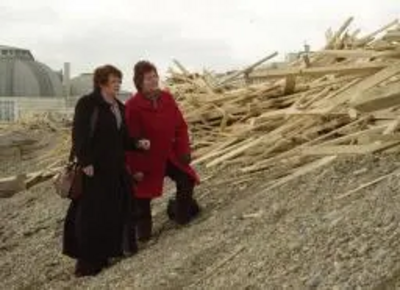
[167,17,400,183]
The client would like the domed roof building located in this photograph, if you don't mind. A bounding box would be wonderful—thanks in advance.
[70,73,93,96]
[0,45,63,97]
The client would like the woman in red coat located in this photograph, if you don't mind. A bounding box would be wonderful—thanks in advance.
[125,61,200,242]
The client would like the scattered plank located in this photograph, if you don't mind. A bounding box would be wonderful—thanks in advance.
[0,174,26,198]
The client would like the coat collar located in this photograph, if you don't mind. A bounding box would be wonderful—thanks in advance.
[90,88,124,110]
[132,91,172,109]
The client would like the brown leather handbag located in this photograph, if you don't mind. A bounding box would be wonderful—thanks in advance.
[53,163,84,199]
[53,107,98,200]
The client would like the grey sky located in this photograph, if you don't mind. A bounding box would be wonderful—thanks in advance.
[1,0,399,89]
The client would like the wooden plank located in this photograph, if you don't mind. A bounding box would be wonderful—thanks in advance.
[336,168,400,200]
[262,156,337,191]
[248,63,386,79]
[313,50,400,59]
[172,59,191,76]
[206,136,265,168]
[382,31,400,42]
[217,52,278,86]
[301,141,400,156]
[326,17,354,49]
[193,137,243,165]
[383,117,400,135]
[283,75,296,95]
[256,108,348,121]
[351,82,400,112]
[0,174,26,198]
[349,63,400,104]
[239,116,372,173]
[356,19,399,46]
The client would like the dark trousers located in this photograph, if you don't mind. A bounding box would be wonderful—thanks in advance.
[135,162,195,241]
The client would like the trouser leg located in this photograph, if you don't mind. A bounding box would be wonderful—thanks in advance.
[123,196,138,256]
[165,162,198,225]
[136,198,152,242]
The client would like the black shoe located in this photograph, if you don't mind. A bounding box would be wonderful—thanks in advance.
[74,259,103,278]
[167,198,201,225]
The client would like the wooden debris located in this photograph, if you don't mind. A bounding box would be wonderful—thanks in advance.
[350,82,400,112]
[164,17,400,187]
[217,52,278,86]
[248,63,388,79]
[336,168,400,200]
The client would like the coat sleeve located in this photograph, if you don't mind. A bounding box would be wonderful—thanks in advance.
[173,99,191,157]
[125,100,143,139]
[122,126,142,151]
[72,97,94,167]
[120,105,141,151]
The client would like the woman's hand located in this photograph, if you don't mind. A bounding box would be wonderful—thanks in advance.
[137,139,151,150]
[132,172,144,182]
[82,165,94,177]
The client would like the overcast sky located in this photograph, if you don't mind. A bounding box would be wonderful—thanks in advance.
[1,0,399,89]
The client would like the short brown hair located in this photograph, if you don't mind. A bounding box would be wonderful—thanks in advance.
[133,60,158,92]
[93,64,122,89]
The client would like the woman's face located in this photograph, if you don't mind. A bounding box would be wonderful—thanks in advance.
[101,74,121,97]
[142,70,159,93]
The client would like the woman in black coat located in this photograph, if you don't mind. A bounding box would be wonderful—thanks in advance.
[62,65,150,277]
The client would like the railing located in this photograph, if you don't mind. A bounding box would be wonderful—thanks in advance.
[0,96,79,122]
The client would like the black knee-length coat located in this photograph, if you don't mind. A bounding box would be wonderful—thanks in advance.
[63,89,140,261]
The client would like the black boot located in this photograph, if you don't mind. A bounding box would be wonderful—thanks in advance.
[165,162,200,225]
[168,196,200,225]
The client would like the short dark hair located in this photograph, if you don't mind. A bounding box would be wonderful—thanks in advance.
[93,64,122,89]
[133,60,158,92]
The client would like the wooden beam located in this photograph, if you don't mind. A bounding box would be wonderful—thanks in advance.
[349,63,400,104]
[283,75,296,95]
[301,141,400,156]
[217,52,278,86]
[326,17,354,49]
[313,50,400,59]
[336,168,400,200]
[172,59,191,76]
[206,136,265,167]
[248,63,387,79]
[383,31,400,42]
[356,19,399,46]
[351,82,400,112]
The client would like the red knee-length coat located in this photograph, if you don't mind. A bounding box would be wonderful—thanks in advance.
[125,90,200,198]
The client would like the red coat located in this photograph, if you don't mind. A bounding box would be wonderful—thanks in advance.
[125,91,200,199]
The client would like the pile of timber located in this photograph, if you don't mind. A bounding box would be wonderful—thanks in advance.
[167,17,400,183]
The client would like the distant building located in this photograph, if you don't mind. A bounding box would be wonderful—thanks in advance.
[0,45,63,97]
[69,72,132,101]
[70,73,93,96]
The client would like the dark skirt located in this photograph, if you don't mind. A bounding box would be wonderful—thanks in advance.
[63,170,134,261]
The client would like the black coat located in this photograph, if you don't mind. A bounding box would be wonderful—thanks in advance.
[63,90,139,261]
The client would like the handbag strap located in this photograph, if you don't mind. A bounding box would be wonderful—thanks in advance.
[68,106,99,163]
